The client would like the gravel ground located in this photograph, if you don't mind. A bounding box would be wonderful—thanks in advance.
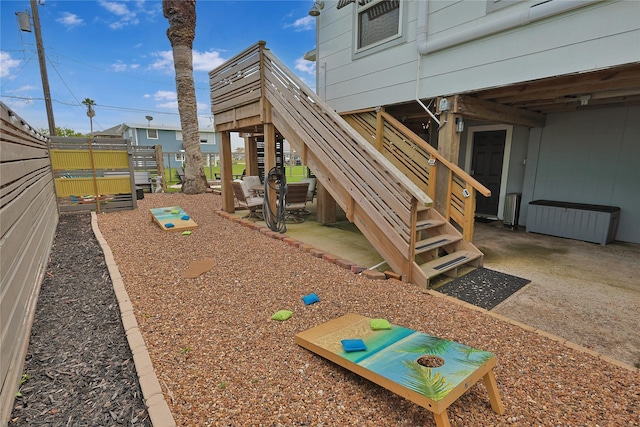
[92,193,639,426]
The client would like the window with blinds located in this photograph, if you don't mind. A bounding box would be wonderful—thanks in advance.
[357,0,401,50]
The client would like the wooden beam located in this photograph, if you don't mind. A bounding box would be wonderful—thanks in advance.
[220,131,235,213]
[454,95,546,128]
[264,122,277,214]
[245,135,259,177]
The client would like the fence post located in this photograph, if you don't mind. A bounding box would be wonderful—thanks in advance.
[155,145,166,192]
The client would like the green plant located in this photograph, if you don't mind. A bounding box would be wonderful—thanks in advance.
[179,346,192,354]
[218,381,227,389]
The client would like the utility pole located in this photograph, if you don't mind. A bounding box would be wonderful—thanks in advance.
[23,0,56,135]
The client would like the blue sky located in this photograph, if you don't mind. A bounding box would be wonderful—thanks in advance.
[0,0,317,136]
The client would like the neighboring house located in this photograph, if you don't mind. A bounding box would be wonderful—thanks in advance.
[312,0,640,244]
[96,123,219,167]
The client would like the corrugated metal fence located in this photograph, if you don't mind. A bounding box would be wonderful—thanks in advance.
[49,137,138,213]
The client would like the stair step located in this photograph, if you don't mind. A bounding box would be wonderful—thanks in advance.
[416,218,446,231]
[415,234,462,254]
[419,250,481,278]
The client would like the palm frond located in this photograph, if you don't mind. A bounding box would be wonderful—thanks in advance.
[401,360,453,400]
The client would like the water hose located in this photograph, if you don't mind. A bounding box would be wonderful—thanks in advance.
[263,167,287,233]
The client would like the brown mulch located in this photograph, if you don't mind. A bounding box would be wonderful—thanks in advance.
[9,193,640,426]
[10,214,149,426]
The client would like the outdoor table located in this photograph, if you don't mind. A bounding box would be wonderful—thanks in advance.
[295,313,505,427]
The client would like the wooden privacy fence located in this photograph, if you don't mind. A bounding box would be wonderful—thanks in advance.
[49,137,138,213]
[0,102,58,423]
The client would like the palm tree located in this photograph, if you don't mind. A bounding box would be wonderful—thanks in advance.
[163,0,208,194]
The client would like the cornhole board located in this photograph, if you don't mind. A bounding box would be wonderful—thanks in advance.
[295,314,504,427]
[150,206,198,232]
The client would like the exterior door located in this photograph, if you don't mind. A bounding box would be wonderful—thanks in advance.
[472,130,506,216]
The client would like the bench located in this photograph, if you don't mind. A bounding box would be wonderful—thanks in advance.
[176,168,185,183]
[133,171,153,192]
[104,171,153,192]
[296,314,504,427]
[527,200,620,245]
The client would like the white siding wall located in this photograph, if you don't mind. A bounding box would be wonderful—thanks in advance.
[318,0,640,112]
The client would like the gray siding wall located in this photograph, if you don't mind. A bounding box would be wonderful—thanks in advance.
[521,105,640,243]
[0,103,58,422]
[318,0,639,112]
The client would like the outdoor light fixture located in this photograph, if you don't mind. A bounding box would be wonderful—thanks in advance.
[456,117,464,133]
[309,1,324,16]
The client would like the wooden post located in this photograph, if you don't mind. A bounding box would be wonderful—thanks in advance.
[264,122,277,214]
[220,131,235,213]
[154,144,166,192]
[87,137,101,214]
[434,97,462,217]
[316,182,336,224]
[244,135,259,177]
[375,107,385,153]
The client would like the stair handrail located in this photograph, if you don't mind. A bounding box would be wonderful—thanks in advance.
[341,107,491,198]
[262,50,432,209]
[381,111,491,197]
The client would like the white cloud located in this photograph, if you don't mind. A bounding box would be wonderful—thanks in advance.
[13,85,37,93]
[0,51,21,78]
[295,57,315,75]
[149,50,174,71]
[57,12,84,28]
[149,49,226,73]
[154,91,177,102]
[193,50,226,72]
[99,0,140,29]
[286,16,314,32]
[112,61,127,72]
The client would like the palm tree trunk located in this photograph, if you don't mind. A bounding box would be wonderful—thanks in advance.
[163,0,208,194]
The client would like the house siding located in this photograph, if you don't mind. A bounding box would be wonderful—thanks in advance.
[521,105,640,243]
[318,0,640,113]
[316,0,640,243]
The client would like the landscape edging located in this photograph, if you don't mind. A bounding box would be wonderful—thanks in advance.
[91,212,177,427]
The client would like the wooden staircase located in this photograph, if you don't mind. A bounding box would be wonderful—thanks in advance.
[210,42,489,287]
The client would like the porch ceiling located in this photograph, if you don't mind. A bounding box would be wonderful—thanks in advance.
[386,62,640,132]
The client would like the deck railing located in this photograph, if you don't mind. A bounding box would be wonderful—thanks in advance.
[342,109,491,241]
[211,42,433,278]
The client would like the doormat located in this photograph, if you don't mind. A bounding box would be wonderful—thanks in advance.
[435,267,530,310]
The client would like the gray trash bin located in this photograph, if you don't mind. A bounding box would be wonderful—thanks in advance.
[503,193,521,229]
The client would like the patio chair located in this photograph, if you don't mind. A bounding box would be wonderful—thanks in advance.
[299,177,316,214]
[284,182,310,223]
[231,180,264,219]
[243,175,263,196]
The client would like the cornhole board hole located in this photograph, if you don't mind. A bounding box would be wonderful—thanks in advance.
[295,314,504,427]
[150,206,198,232]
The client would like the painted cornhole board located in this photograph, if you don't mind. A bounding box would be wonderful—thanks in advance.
[295,314,504,427]
[150,206,198,232]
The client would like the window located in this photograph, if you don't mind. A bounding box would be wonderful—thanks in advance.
[146,128,158,139]
[175,152,185,163]
[176,131,182,140]
[357,0,401,51]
